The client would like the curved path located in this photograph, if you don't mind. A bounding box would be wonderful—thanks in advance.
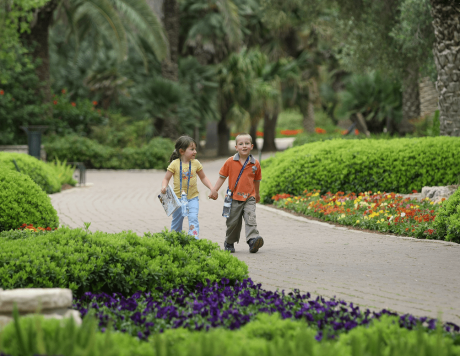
[50,155,460,324]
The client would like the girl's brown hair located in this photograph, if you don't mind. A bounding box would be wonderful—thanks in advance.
[169,135,197,163]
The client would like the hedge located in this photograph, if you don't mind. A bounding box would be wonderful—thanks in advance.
[0,170,59,232]
[0,228,248,297]
[0,152,61,194]
[45,136,174,170]
[434,187,460,243]
[260,137,460,203]
[1,313,459,356]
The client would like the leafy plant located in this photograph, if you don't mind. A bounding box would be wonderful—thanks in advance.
[0,152,61,194]
[0,170,59,232]
[433,187,460,243]
[260,137,460,203]
[0,228,248,297]
[47,158,77,186]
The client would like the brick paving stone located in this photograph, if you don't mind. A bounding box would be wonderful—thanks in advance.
[50,155,460,324]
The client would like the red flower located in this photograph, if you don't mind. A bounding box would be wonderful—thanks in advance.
[71,102,76,107]
[315,127,327,134]
[53,100,58,105]
[0,89,4,95]
[280,129,303,136]
[354,128,359,135]
[61,89,66,94]
[92,101,98,105]
[412,190,418,193]
[256,131,264,137]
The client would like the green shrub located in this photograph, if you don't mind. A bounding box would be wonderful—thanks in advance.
[47,158,77,186]
[1,313,459,356]
[45,136,174,169]
[0,152,61,193]
[260,137,460,203]
[0,170,59,232]
[433,187,460,243]
[0,227,248,296]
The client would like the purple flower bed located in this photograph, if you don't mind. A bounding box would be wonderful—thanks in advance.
[73,278,460,342]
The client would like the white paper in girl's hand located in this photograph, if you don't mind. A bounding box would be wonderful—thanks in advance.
[158,185,181,216]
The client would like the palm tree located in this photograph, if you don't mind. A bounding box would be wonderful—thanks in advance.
[429,0,460,136]
[19,0,167,106]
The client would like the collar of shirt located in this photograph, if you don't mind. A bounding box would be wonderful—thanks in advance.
[233,153,256,164]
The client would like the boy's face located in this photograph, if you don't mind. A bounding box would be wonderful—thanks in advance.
[235,136,253,157]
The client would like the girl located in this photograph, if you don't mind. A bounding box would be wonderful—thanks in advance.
[161,136,213,238]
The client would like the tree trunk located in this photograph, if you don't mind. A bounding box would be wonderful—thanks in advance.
[249,124,258,150]
[161,0,180,139]
[20,0,58,106]
[430,0,460,136]
[399,63,419,135]
[262,112,278,152]
[217,112,230,156]
[302,101,315,134]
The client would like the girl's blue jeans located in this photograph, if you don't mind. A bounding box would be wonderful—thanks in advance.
[171,197,199,239]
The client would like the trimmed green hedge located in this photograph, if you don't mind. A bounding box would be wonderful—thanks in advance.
[261,137,460,203]
[0,228,248,297]
[0,170,59,232]
[1,313,459,356]
[434,187,460,243]
[45,136,174,170]
[0,152,61,193]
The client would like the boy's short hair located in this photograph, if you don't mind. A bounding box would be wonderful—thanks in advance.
[235,133,253,144]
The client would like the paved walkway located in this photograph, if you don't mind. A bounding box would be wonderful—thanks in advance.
[50,154,460,324]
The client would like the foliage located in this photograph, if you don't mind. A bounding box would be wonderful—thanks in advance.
[47,158,77,186]
[44,136,174,170]
[0,53,47,144]
[0,152,61,193]
[336,71,402,132]
[0,0,49,84]
[0,169,59,232]
[434,187,460,243]
[0,227,249,297]
[73,277,460,341]
[0,311,459,356]
[260,137,460,203]
[273,190,446,240]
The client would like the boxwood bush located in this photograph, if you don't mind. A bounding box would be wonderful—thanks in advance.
[0,152,61,193]
[434,187,460,243]
[45,136,174,170]
[0,170,59,232]
[260,137,460,203]
[0,228,248,297]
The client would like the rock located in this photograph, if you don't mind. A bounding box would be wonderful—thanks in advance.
[421,185,458,201]
[0,288,81,328]
[0,288,72,313]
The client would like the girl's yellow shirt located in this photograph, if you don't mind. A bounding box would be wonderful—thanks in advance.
[167,159,203,199]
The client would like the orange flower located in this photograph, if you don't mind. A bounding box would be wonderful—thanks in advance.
[92,101,98,105]
[53,100,58,105]
[0,89,4,95]
[354,128,359,135]
[61,89,66,94]
[315,127,327,134]
[256,131,264,137]
[71,102,76,107]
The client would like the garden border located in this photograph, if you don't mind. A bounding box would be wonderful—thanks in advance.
[257,204,459,247]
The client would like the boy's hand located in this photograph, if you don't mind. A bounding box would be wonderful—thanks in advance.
[255,194,260,203]
[161,186,167,194]
[209,189,218,200]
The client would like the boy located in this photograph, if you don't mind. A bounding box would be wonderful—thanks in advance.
[210,133,264,253]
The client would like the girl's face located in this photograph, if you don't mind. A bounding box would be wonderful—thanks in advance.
[180,142,197,161]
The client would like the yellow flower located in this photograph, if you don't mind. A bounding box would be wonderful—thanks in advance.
[356,220,360,223]
[341,214,345,218]
[430,202,434,205]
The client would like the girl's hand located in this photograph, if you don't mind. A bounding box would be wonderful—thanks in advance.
[161,186,167,194]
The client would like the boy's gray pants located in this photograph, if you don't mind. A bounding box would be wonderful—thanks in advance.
[225,197,259,244]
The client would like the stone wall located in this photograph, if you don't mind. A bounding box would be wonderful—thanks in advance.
[0,145,46,161]
[419,76,439,118]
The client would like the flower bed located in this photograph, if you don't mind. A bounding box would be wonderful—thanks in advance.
[272,190,447,240]
[73,278,459,342]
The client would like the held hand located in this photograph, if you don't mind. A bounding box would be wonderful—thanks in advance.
[255,194,260,203]
[161,186,167,194]
[209,189,218,200]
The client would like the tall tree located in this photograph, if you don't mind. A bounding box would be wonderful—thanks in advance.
[430,0,460,136]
